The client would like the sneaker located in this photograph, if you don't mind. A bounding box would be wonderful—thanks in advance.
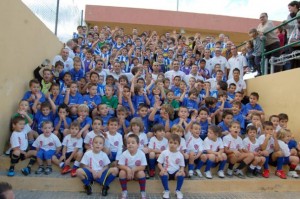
[84,184,92,195]
[102,185,109,196]
[188,170,194,178]
[149,169,155,177]
[70,168,77,177]
[5,148,12,156]
[7,169,15,177]
[226,169,233,177]
[262,169,270,178]
[61,165,71,174]
[217,170,225,178]
[121,191,128,199]
[246,169,254,178]
[195,169,203,178]
[21,167,31,176]
[175,190,184,199]
[204,171,212,179]
[288,171,299,178]
[141,191,147,199]
[145,170,150,179]
[234,169,246,179]
[35,166,44,174]
[275,170,287,179]
[295,165,300,171]
[44,167,52,175]
[163,190,170,199]
[253,169,262,177]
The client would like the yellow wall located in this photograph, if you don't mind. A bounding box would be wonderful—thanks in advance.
[0,0,62,152]
[247,69,300,140]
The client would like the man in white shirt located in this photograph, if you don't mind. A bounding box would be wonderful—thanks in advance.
[65,39,75,59]
[211,48,228,74]
[52,48,74,72]
[227,45,247,80]
[203,49,214,75]
[227,68,247,93]
[184,64,204,85]
[165,60,186,86]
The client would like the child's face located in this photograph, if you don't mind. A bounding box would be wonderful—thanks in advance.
[270,117,279,128]
[119,78,127,86]
[232,104,241,115]
[178,108,189,119]
[56,65,64,73]
[79,79,86,87]
[42,123,53,137]
[207,129,217,140]
[13,120,25,132]
[131,124,140,133]
[264,125,274,136]
[168,139,180,152]
[105,87,114,97]
[41,107,51,116]
[189,78,196,86]
[138,107,148,117]
[155,130,165,140]
[98,105,108,116]
[117,111,126,120]
[173,78,180,86]
[108,121,118,133]
[204,82,211,90]
[152,87,160,95]
[224,114,233,125]
[30,83,40,94]
[89,86,97,96]
[70,84,78,94]
[99,76,104,85]
[189,93,198,101]
[51,86,60,96]
[199,110,208,121]
[229,123,240,138]
[74,63,81,71]
[247,129,257,139]
[179,82,186,90]
[70,126,79,137]
[86,53,92,59]
[90,74,99,84]
[167,92,174,100]
[92,119,102,132]
[92,137,104,153]
[137,80,145,87]
[78,109,88,118]
[43,71,53,82]
[138,87,144,95]
[228,86,236,93]
[58,108,68,117]
[191,124,201,138]
[127,137,138,153]
[233,71,240,79]
[249,95,258,106]
[286,133,292,143]
[279,119,288,129]
[164,80,170,88]
[106,77,114,85]
[19,101,30,111]
[252,116,261,124]
[234,93,243,102]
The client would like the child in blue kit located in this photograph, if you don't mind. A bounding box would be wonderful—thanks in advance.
[131,83,150,111]
[243,92,265,122]
[171,76,182,98]
[198,107,211,140]
[227,83,236,102]
[179,88,199,112]
[116,106,130,136]
[59,72,73,95]
[232,101,245,135]
[218,110,234,137]
[22,79,46,108]
[135,104,151,136]
[70,60,84,82]
[118,85,135,116]
[74,104,92,138]
[83,83,101,112]
[33,121,62,175]
[158,134,185,199]
[149,103,174,133]
[53,104,72,138]
[63,82,84,118]
[94,104,112,130]
[76,136,119,196]
[148,124,169,177]
[118,134,148,199]
[216,90,232,110]
[172,106,191,129]
[32,93,56,135]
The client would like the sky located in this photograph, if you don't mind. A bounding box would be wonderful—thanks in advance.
[75,0,291,21]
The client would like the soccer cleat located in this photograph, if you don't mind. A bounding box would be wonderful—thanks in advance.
[141,191,147,199]
[175,190,184,199]
[234,169,246,179]
[195,169,203,178]
[262,169,270,178]
[288,171,299,178]
[70,168,77,177]
[149,169,155,177]
[35,166,45,174]
[102,185,109,196]
[163,190,170,199]
[61,165,71,174]
[226,169,233,177]
[246,168,254,178]
[21,167,31,176]
[84,184,92,195]
[7,169,15,177]
[44,167,52,175]
[275,170,287,179]
[188,170,194,178]
[121,190,128,199]
[217,170,225,178]
[204,171,213,179]
[253,169,262,177]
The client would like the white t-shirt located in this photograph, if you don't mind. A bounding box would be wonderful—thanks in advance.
[148,137,168,151]
[118,149,147,169]
[186,133,204,153]
[243,137,260,152]
[106,132,123,153]
[81,150,110,172]
[227,54,247,80]
[52,55,74,72]
[211,55,228,73]
[203,137,224,152]
[33,133,62,151]
[62,134,83,153]
[165,70,186,87]
[84,130,110,149]
[203,57,214,75]
[223,134,244,150]
[127,132,148,150]
[226,78,246,92]
[157,149,185,174]
[278,140,290,157]
[10,124,31,151]
[258,134,275,154]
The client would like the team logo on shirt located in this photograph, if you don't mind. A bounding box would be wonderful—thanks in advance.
[40,141,43,147]
[114,141,119,146]
[48,142,54,146]
[73,142,77,147]
[18,137,21,145]
[161,146,166,150]
[135,160,141,166]
[194,144,199,150]
[236,144,240,149]
[99,160,104,167]
[175,158,180,164]
[140,140,144,145]
[270,144,274,149]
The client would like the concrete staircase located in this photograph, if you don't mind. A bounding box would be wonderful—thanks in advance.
[1,155,300,193]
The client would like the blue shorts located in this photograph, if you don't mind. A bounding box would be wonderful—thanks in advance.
[283,157,290,165]
[268,153,291,166]
[37,149,56,160]
[81,168,110,185]
[110,152,117,162]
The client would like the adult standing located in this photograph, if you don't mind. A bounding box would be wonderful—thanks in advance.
[165,60,186,87]
[285,1,300,39]
[65,39,75,59]
[257,13,281,72]
[52,48,74,72]
[227,45,248,80]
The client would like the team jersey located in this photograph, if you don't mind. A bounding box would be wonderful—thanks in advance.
[278,140,291,157]
[243,137,260,152]
[203,137,224,152]
[127,132,148,150]
[118,149,147,169]
[84,130,110,149]
[53,116,72,133]
[62,134,83,153]
[223,134,244,150]
[148,137,168,151]
[81,150,110,172]
[257,134,275,154]
[185,131,204,153]
[32,133,62,151]
[10,124,31,151]
[106,132,123,154]
[157,149,185,174]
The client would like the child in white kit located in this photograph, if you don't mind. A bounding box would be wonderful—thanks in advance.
[106,118,123,164]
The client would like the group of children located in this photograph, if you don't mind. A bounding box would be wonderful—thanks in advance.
[6,25,300,199]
